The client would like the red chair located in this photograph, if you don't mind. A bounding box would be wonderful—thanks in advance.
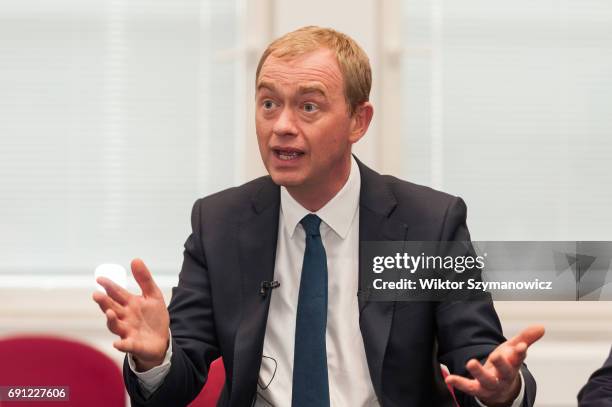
[0,335,125,407]
[442,367,460,407]
[188,358,225,407]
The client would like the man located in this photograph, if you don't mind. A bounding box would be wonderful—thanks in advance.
[93,26,544,406]
[578,348,612,405]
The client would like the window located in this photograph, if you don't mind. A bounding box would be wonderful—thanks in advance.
[399,0,612,240]
[0,0,245,283]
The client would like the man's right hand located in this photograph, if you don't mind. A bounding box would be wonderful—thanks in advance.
[93,258,170,372]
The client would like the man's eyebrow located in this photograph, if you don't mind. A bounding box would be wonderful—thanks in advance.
[256,81,328,99]
[297,84,327,97]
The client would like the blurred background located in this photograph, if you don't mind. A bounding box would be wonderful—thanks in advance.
[1,0,611,405]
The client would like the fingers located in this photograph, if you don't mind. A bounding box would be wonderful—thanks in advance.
[465,359,499,390]
[445,373,481,395]
[482,338,527,383]
[113,337,134,353]
[507,342,528,367]
[92,291,125,318]
[93,287,129,340]
[508,324,545,347]
[97,276,130,305]
[489,351,517,381]
[105,309,128,338]
[447,357,518,400]
[501,324,543,369]
[445,328,540,404]
[131,258,162,299]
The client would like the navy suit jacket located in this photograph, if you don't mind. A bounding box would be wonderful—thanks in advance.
[579,348,612,406]
[123,157,537,407]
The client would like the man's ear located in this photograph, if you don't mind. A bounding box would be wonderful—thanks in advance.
[348,102,374,144]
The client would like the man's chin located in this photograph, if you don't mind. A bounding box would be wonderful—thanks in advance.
[268,172,306,188]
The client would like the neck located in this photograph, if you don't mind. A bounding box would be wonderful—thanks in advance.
[286,155,352,212]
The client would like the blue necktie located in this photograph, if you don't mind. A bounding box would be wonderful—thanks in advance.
[292,214,330,407]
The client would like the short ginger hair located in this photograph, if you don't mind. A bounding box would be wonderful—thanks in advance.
[255,26,372,115]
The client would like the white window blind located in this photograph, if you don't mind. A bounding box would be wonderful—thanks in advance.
[0,0,245,278]
[401,0,612,240]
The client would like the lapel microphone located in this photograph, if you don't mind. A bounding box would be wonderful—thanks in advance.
[260,280,280,297]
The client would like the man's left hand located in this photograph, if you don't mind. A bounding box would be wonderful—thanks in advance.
[445,325,545,407]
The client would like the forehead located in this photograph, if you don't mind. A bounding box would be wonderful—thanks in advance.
[257,48,344,94]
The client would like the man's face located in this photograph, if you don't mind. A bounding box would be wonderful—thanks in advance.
[255,48,360,190]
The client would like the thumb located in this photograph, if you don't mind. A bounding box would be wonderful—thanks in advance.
[131,258,162,299]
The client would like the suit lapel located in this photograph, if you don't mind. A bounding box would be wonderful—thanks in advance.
[228,160,407,404]
[231,179,280,406]
[356,157,408,400]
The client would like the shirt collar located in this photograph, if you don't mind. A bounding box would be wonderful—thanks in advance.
[280,156,361,240]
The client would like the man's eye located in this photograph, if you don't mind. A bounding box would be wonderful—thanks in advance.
[303,103,318,113]
[263,100,275,110]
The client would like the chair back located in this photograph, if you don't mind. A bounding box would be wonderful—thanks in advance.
[0,335,125,406]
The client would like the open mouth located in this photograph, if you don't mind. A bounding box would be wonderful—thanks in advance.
[273,148,305,161]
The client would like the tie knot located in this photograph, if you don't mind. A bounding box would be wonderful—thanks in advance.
[300,214,322,236]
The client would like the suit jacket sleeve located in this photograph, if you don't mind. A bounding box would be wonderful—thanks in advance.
[435,197,537,407]
[578,347,612,406]
[123,198,220,407]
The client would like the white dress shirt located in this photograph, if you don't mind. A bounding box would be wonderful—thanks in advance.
[255,156,377,406]
[129,156,524,407]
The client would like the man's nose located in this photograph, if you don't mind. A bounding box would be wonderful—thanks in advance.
[272,106,298,137]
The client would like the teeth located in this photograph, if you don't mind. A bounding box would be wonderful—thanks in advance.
[277,151,301,160]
